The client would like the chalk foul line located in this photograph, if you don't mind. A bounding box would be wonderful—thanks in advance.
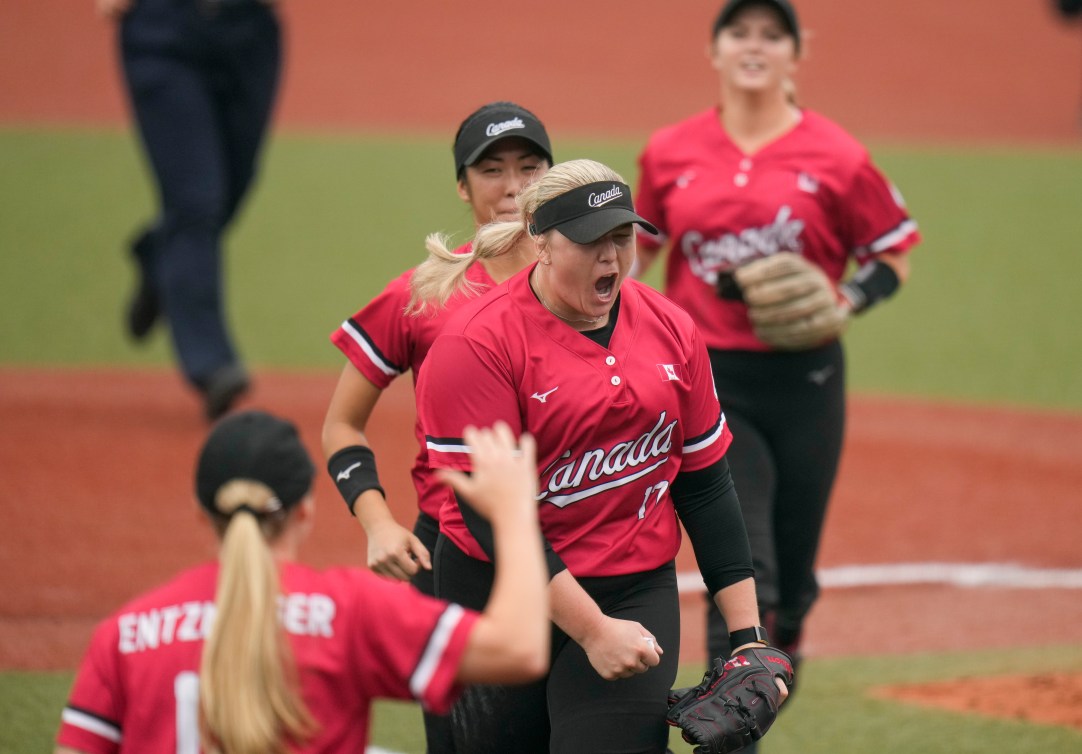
[677,562,1082,594]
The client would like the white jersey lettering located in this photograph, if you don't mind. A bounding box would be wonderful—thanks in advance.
[117,594,336,653]
[681,206,804,283]
[539,412,677,507]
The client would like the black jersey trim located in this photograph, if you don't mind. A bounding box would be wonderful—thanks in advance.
[683,412,725,454]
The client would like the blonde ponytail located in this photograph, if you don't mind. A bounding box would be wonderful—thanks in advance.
[407,232,484,315]
[199,480,315,754]
[408,221,532,314]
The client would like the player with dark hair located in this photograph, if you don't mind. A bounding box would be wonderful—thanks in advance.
[414,158,792,754]
[633,0,921,733]
[97,0,281,419]
[321,100,552,751]
[56,411,549,754]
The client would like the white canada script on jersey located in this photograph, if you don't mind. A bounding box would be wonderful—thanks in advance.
[538,412,677,507]
[486,117,525,136]
[682,206,805,283]
[588,185,624,207]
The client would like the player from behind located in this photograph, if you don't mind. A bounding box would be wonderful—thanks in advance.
[415,159,792,753]
[56,411,548,754]
[633,0,921,734]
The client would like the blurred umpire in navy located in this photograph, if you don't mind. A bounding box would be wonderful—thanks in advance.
[98,0,281,419]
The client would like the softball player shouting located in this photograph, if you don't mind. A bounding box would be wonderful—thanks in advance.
[56,412,548,754]
[633,0,921,719]
[415,159,787,753]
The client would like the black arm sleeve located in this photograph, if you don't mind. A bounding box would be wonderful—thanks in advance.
[670,457,754,596]
[456,490,568,580]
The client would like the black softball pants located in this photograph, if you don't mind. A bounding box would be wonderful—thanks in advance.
[705,341,846,663]
[434,535,681,754]
[120,0,280,387]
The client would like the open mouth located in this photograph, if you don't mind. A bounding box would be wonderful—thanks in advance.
[595,273,617,300]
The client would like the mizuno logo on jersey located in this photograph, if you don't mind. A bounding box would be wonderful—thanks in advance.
[797,172,820,194]
[681,206,805,283]
[538,412,678,508]
[531,386,559,403]
[656,364,683,382]
[588,185,624,207]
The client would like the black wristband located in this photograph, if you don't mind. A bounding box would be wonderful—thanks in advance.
[327,445,385,515]
[729,625,770,648]
[838,259,900,314]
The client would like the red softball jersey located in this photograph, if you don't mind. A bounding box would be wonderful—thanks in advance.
[56,561,477,754]
[330,243,496,520]
[635,107,921,352]
[417,265,731,578]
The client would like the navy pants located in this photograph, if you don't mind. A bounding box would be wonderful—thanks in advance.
[705,341,846,660]
[120,0,280,386]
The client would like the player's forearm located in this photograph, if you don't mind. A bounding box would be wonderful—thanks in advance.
[712,577,762,650]
[321,419,372,460]
[460,509,549,684]
[548,569,606,645]
[876,251,910,284]
[352,489,397,530]
[321,365,382,458]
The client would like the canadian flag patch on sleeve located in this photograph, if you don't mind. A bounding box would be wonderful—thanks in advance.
[656,363,683,382]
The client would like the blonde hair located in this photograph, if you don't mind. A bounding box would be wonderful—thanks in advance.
[406,232,491,315]
[408,159,624,312]
[199,480,316,754]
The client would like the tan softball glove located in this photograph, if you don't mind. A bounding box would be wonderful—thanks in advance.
[732,253,849,350]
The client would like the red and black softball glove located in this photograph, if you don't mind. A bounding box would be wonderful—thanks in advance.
[666,647,795,754]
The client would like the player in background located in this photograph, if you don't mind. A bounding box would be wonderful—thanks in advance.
[415,159,788,754]
[56,411,548,754]
[633,0,920,728]
[322,101,551,752]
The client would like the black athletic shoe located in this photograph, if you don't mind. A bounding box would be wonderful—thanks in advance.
[202,364,250,421]
[126,230,160,341]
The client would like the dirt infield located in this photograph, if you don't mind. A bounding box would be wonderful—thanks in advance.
[2,0,1082,736]
[3,368,1081,669]
[2,0,1081,142]
[874,673,1082,732]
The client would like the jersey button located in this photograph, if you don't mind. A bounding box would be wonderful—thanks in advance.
[734,173,749,187]
[739,158,753,171]
[605,356,616,366]
[611,376,621,386]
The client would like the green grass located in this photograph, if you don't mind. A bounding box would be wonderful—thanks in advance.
[5,128,1080,752]
[2,128,1081,409]
[10,645,1081,754]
